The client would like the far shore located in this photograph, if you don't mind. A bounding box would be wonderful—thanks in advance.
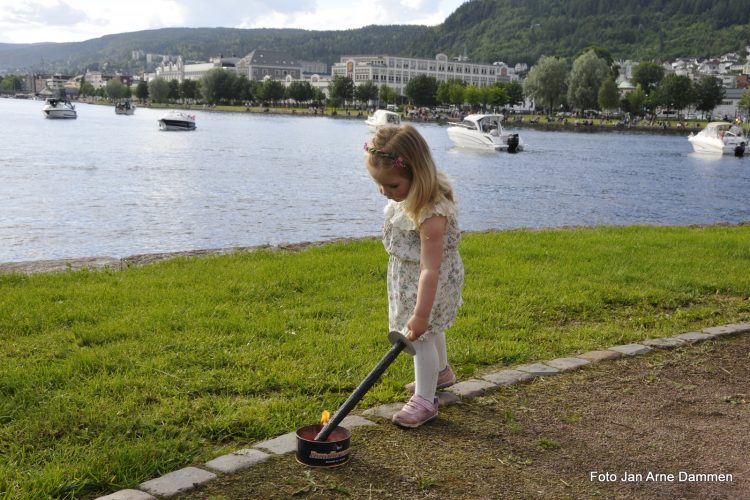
[79,97,725,136]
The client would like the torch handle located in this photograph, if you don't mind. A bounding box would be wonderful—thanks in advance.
[314,340,406,441]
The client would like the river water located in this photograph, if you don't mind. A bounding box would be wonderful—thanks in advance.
[2,98,749,263]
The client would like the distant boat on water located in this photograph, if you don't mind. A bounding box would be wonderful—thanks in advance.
[41,97,77,119]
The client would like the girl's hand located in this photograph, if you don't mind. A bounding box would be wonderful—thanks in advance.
[406,314,429,341]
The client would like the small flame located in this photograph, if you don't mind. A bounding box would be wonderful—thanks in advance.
[320,410,331,425]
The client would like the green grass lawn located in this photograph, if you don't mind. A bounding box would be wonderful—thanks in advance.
[2,226,749,498]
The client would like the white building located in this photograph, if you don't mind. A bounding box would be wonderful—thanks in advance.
[151,56,240,82]
[332,53,516,95]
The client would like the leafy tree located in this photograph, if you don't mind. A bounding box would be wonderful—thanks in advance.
[738,89,750,118]
[632,61,665,95]
[621,86,646,116]
[330,75,355,107]
[167,79,180,101]
[464,84,480,108]
[479,84,508,111]
[501,81,525,108]
[260,79,285,104]
[448,81,465,106]
[232,75,253,102]
[135,81,149,102]
[354,81,379,105]
[201,68,236,104]
[693,75,725,118]
[179,79,199,101]
[148,77,170,102]
[598,78,620,112]
[105,78,128,100]
[287,80,313,104]
[436,81,450,104]
[405,74,438,107]
[567,50,610,111]
[79,80,95,97]
[0,74,24,92]
[379,84,398,105]
[523,55,569,114]
[655,74,694,115]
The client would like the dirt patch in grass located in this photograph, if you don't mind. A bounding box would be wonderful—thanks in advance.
[179,335,749,499]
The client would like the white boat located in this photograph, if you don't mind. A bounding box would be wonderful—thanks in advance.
[115,99,135,115]
[688,122,746,156]
[447,114,523,152]
[158,111,196,131]
[41,98,77,119]
[447,114,522,152]
[365,109,401,132]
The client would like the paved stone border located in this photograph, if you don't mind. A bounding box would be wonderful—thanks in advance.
[97,322,750,498]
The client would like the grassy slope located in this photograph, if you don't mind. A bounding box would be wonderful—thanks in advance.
[1,226,749,497]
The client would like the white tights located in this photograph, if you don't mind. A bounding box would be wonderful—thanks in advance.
[412,330,448,401]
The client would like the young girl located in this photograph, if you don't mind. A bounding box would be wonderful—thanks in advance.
[364,124,464,428]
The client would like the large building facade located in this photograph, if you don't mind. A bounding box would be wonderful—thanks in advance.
[331,53,517,94]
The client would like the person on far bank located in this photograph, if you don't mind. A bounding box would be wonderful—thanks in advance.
[364,124,464,428]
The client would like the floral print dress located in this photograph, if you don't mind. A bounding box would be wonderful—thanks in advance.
[382,197,464,340]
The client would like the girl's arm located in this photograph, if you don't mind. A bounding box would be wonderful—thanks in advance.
[407,215,447,340]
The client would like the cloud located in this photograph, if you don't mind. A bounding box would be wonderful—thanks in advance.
[0,0,468,44]
[178,0,316,27]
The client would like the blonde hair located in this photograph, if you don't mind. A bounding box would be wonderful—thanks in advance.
[365,124,454,225]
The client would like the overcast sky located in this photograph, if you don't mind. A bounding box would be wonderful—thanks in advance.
[0,0,471,44]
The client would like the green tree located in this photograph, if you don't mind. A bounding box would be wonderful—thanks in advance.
[179,79,200,101]
[405,74,437,107]
[148,77,170,102]
[0,74,25,92]
[232,75,253,102]
[448,82,465,106]
[354,81,379,105]
[621,86,646,116]
[287,80,313,104]
[135,81,149,102]
[167,79,180,101]
[79,80,95,98]
[523,55,569,114]
[655,74,694,116]
[330,75,354,107]
[464,84,480,109]
[502,81,525,108]
[567,49,610,111]
[260,79,285,104]
[436,81,450,104]
[693,75,725,118]
[379,84,398,105]
[105,78,128,100]
[632,61,665,95]
[598,78,620,112]
[738,89,750,119]
[201,68,236,104]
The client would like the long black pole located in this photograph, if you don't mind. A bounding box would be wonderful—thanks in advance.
[315,340,407,441]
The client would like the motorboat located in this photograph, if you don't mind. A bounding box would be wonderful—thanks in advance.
[688,122,746,156]
[158,111,196,131]
[365,109,401,132]
[446,114,523,152]
[115,99,136,115]
[42,98,77,119]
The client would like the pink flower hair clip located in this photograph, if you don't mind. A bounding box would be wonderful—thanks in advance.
[363,142,408,169]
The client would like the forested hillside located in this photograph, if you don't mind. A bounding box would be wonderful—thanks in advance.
[0,25,427,73]
[414,0,750,64]
[1,0,749,73]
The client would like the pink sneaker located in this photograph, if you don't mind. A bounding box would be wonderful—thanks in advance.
[404,365,456,394]
[392,394,438,428]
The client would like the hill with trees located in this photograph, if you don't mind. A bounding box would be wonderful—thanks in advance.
[414,0,750,65]
[1,0,749,73]
[0,25,427,73]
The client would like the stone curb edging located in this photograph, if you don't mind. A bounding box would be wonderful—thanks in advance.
[98,322,750,499]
